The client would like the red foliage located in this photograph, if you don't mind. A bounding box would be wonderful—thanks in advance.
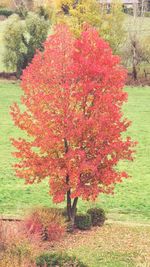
[10,25,136,205]
[47,223,65,241]
[25,212,43,236]
[25,208,65,241]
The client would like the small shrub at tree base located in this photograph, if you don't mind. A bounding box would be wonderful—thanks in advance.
[25,207,66,241]
[36,252,88,267]
[87,208,106,227]
[75,213,92,230]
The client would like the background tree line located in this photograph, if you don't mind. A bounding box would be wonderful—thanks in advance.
[0,0,150,80]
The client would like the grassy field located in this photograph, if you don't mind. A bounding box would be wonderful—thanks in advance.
[0,81,150,223]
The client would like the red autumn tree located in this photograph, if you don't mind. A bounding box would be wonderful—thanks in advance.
[11,25,135,224]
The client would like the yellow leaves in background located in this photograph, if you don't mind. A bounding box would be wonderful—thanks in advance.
[0,0,11,8]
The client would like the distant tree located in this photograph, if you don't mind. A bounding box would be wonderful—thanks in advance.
[33,0,55,20]
[11,25,136,226]
[54,0,125,53]
[15,1,29,19]
[123,0,150,79]
[123,35,150,80]
[3,15,26,76]
[11,0,34,10]
[3,12,49,77]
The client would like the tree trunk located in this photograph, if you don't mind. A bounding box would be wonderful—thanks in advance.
[66,189,78,223]
[132,65,137,80]
[132,40,138,81]
[67,188,72,221]
[144,69,147,78]
[64,138,78,229]
[66,187,78,231]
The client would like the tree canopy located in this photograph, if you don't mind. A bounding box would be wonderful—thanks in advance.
[11,25,136,222]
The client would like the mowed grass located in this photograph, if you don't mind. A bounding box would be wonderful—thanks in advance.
[0,81,150,222]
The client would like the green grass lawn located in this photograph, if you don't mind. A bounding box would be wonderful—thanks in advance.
[0,81,150,222]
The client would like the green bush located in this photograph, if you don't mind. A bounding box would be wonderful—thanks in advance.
[75,213,92,230]
[25,12,49,60]
[87,208,106,227]
[0,8,13,17]
[3,12,49,78]
[3,14,26,77]
[36,252,88,267]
